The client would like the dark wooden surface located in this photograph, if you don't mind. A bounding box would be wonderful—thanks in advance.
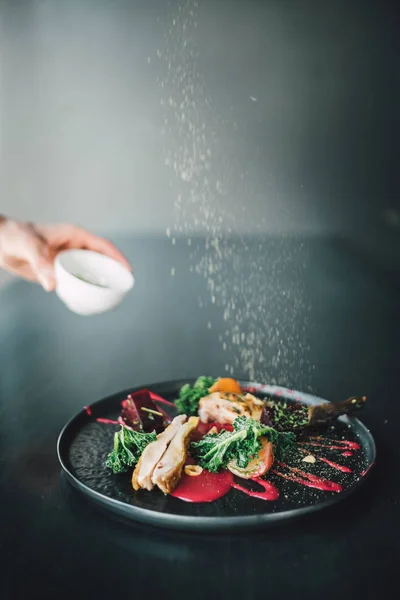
[0,235,398,599]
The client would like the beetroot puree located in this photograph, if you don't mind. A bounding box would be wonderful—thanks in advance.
[171,469,280,503]
[171,469,234,503]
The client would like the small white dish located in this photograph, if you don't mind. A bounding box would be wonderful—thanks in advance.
[54,249,134,315]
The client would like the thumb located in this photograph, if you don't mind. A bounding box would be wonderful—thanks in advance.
[28,241,56,292]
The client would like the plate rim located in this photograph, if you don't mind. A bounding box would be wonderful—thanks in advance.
[57,379,376,531]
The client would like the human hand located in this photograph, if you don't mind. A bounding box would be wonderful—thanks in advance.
[0,216,131,291]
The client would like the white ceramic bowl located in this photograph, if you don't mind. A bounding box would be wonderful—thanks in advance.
[54,249,134,315]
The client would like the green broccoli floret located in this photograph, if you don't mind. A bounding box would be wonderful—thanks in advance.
[105,426,156,474]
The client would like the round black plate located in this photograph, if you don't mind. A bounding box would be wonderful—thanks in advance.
[57,380,376,531]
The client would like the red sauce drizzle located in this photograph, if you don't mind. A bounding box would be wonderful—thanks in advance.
[231,478,279,501]
[171,467,280,503]
[84,405,92,416]
[273,463,342,493]
[319,457,352,473]
[361,463,375,477]
[299,448,353,473]
[342,451,353,457]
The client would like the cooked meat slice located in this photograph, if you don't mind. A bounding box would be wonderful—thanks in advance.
[152,416,199,494]
[131,452,144,491]
[131,415,187,491]
[198,392,264,425]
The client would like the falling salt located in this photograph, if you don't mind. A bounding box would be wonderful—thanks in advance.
[158,0,313,389]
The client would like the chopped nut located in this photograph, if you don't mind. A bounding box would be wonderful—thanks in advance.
[184,465,203,477]
[302,455,316,464]
[208,426,218,435]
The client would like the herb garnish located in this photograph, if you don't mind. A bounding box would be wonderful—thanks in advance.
[266,401,309,430]
[190,416,295,473]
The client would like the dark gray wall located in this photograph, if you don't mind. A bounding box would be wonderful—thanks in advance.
[0,0,398,258]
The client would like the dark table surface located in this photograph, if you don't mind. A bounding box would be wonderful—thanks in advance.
[0,234,399,599]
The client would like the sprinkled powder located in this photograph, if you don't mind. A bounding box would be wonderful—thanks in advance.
[156,1,313,389]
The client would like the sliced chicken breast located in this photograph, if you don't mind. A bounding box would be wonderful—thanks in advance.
[198,392,264,425]
[132,415,187,491]
[152,416,199,494]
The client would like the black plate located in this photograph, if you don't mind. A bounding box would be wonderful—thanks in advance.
[57,380,376,531]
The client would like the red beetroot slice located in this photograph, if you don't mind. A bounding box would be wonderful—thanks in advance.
[260,405,274,427]
[121,389,164,432]
[148,391,177,422]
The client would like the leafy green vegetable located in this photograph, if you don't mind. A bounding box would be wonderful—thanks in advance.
[190,416,295,473]
[174,376,216,416]
[105,426,157,474]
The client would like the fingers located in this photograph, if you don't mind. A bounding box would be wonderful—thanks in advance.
[38,223,132,271]
[25,239,56,291]
[81,233,132,271]
[0,219,55,291]
[0,261,38,282]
